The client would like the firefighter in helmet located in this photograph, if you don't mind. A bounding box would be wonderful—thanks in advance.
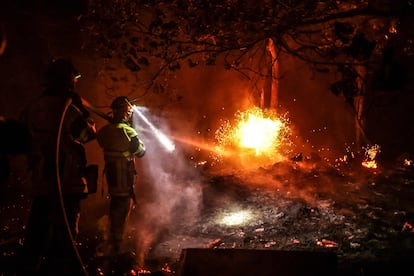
[18,58,97,275]
[96,96,146,256]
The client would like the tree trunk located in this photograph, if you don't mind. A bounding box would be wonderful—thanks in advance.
[354,94,365,147]
[354,66,369,148]
[267,38,279,111]
[261,38,279,111]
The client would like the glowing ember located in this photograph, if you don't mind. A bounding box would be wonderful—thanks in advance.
[402,222,414,232]
[362,160,377,169]
[316,239,338,248]
[215,107,289,157]
[362,144,381,169]
[404,159,413,167]
[161,263,172,273]
[137,268,151,274]
[219,210,253,226]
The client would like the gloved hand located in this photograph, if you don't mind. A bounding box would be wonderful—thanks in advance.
[136,141,146,158]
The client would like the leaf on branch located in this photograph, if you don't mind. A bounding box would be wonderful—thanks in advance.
[206,56,216,66]
[315,67,330,73]
[162,21,178,31]
[330,81,343,96]
[128,47,137,58]
[137,56,149,66]
[130,36,139,45]
[330,80,357,105]
[153,82,165,94]
[124,57,141,72]
[187,59,199,68]
[149,40,159,49]
[333,22,354,44]
[168,61,181,71]
[345,33,376,61]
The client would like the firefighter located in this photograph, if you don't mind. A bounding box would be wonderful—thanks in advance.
[17,58,97,275]
[96,96,146,256]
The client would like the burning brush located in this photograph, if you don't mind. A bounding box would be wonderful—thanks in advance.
[214,107,291,164]
[396,152,414,171]
[361,144,381,169]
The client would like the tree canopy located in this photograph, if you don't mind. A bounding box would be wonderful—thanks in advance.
[85,0,413,101]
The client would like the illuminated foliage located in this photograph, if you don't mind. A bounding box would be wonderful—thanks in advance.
[85,0,413,99]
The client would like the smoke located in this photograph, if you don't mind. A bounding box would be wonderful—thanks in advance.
[130,107,204,265]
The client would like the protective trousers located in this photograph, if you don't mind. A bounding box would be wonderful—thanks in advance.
[104,158,135,255]
[109,195,132,255]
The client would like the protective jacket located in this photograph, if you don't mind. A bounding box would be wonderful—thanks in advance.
[23,93,95,197]
[97,121,145,197]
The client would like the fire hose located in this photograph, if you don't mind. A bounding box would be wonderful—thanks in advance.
[55,98,89,276]
[81,97,112,123]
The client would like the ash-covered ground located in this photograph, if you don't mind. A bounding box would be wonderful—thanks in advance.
[2,152,414,276]
[141,158,414,276]
[86,154,414,275]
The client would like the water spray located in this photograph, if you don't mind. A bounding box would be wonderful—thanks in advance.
[132,105,176,152]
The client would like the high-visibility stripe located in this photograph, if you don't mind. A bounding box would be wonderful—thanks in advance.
[104,151,131,158]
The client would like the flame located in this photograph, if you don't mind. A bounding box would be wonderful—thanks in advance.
[137,268,151,274]
[362,160,377,169]
[237,112,283,154]
[361,144,381,169]
[389,20,398,34]
[402,222,414,232]
[404,158,413,167]
[161,263,172,273]
[215,107,289,159]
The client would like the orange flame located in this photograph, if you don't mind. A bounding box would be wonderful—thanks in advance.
[404,159,413,167]
[361,144,380,169]
[215,107,289,159]
[362,160,377,169]
[236,111,284,154]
